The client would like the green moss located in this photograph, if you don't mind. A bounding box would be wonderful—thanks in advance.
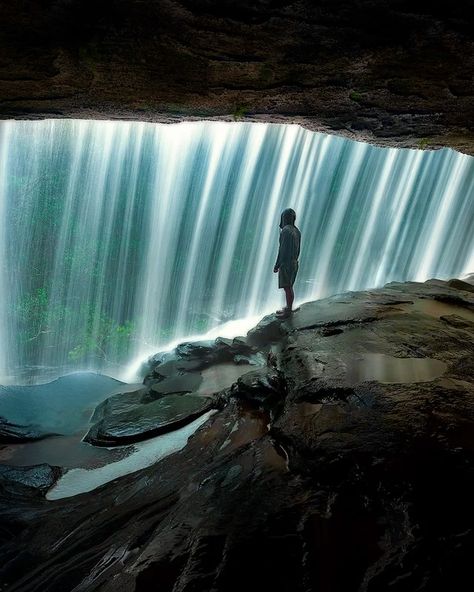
[417,138,430,150]
[349,91,363,103]
[232,105,248,121]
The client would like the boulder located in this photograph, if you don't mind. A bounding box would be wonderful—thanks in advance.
[85,394,215,446]
[233,349,266,365]
[231,368,283,406]
[175,340,217,359]
[88,386,149,425]
[144,336,262,385]
[247,314,287,346]
[447,278,474,293]
[0,463,62,498]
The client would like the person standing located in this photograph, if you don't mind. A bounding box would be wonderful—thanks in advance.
[273,208,301,317]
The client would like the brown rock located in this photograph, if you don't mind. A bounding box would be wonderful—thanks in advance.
[0,1,473,153]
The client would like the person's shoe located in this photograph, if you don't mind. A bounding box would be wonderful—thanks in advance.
[276,307,291,318]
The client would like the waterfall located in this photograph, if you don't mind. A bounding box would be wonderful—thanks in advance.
[0,119,473,383]
[0,123,10,377]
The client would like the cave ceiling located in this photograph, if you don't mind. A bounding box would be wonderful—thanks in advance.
[0,0,473,153]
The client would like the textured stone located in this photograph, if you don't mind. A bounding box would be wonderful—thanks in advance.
[1,279,474,592]
[148,373,203,397]
[247,313,287,346]
[0,1,473,153]
[144,337,263,384]
[231,367,282,406]
[0,463,62,498]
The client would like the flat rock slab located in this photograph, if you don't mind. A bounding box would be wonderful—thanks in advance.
[247,279,474,346]
[247,293,400,346]
[0,373,126,443]
[89,385,150,424]
[149,373,203,397]
[85,394,214,446]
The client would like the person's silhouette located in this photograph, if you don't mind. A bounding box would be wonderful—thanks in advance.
[273,208,301,317]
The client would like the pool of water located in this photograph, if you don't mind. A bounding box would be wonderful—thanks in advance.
[345,353,447,384]
[0,432,131,469]
[46,410,216,500]
[400,299,474,322]
[196,363,256,395]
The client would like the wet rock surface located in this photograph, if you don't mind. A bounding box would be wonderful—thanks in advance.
[1,279,474,591]
[83,337,263,447]
[85,393,215,446]
[0,463,62,498]
[231,367,283,407]
[1,2,473,153]
[144,336,261,385]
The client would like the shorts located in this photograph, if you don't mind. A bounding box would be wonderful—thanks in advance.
[278,262,298,288]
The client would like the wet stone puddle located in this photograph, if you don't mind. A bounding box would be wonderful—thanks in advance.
[397,298,474,323]
[0,363,255,469]
[0,432,130,469]
[344,353,447,384]
[196,362,255,395]
[1,361,272,499]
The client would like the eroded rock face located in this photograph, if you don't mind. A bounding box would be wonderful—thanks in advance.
[1,279,474,591]
[1,1,473,153]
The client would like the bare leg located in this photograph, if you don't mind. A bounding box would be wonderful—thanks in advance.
[284,286,294,311]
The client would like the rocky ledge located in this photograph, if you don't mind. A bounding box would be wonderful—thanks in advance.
[1,277,474,591]
[1,1,473,154]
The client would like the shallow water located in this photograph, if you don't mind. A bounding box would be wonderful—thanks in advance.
[410,299,474,322]
[197,363,256,395]
[0,433,131,469]
[0,372,126,436]
[345,353,447,384]
[47,410,216,500]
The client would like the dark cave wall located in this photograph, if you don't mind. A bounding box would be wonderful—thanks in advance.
[0,0,473,153]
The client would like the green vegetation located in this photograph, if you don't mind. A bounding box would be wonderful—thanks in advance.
[417,138,430,150]
[349,91,363,103]
[14,287,137,365]
[191,317,210,334]
[232,105,248,121]
[16,287,53,342]
[68,316,136,363]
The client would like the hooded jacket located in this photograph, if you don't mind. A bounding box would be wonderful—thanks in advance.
[275,208,301,270]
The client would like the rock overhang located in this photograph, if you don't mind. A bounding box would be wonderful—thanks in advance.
[0,0,473,154]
